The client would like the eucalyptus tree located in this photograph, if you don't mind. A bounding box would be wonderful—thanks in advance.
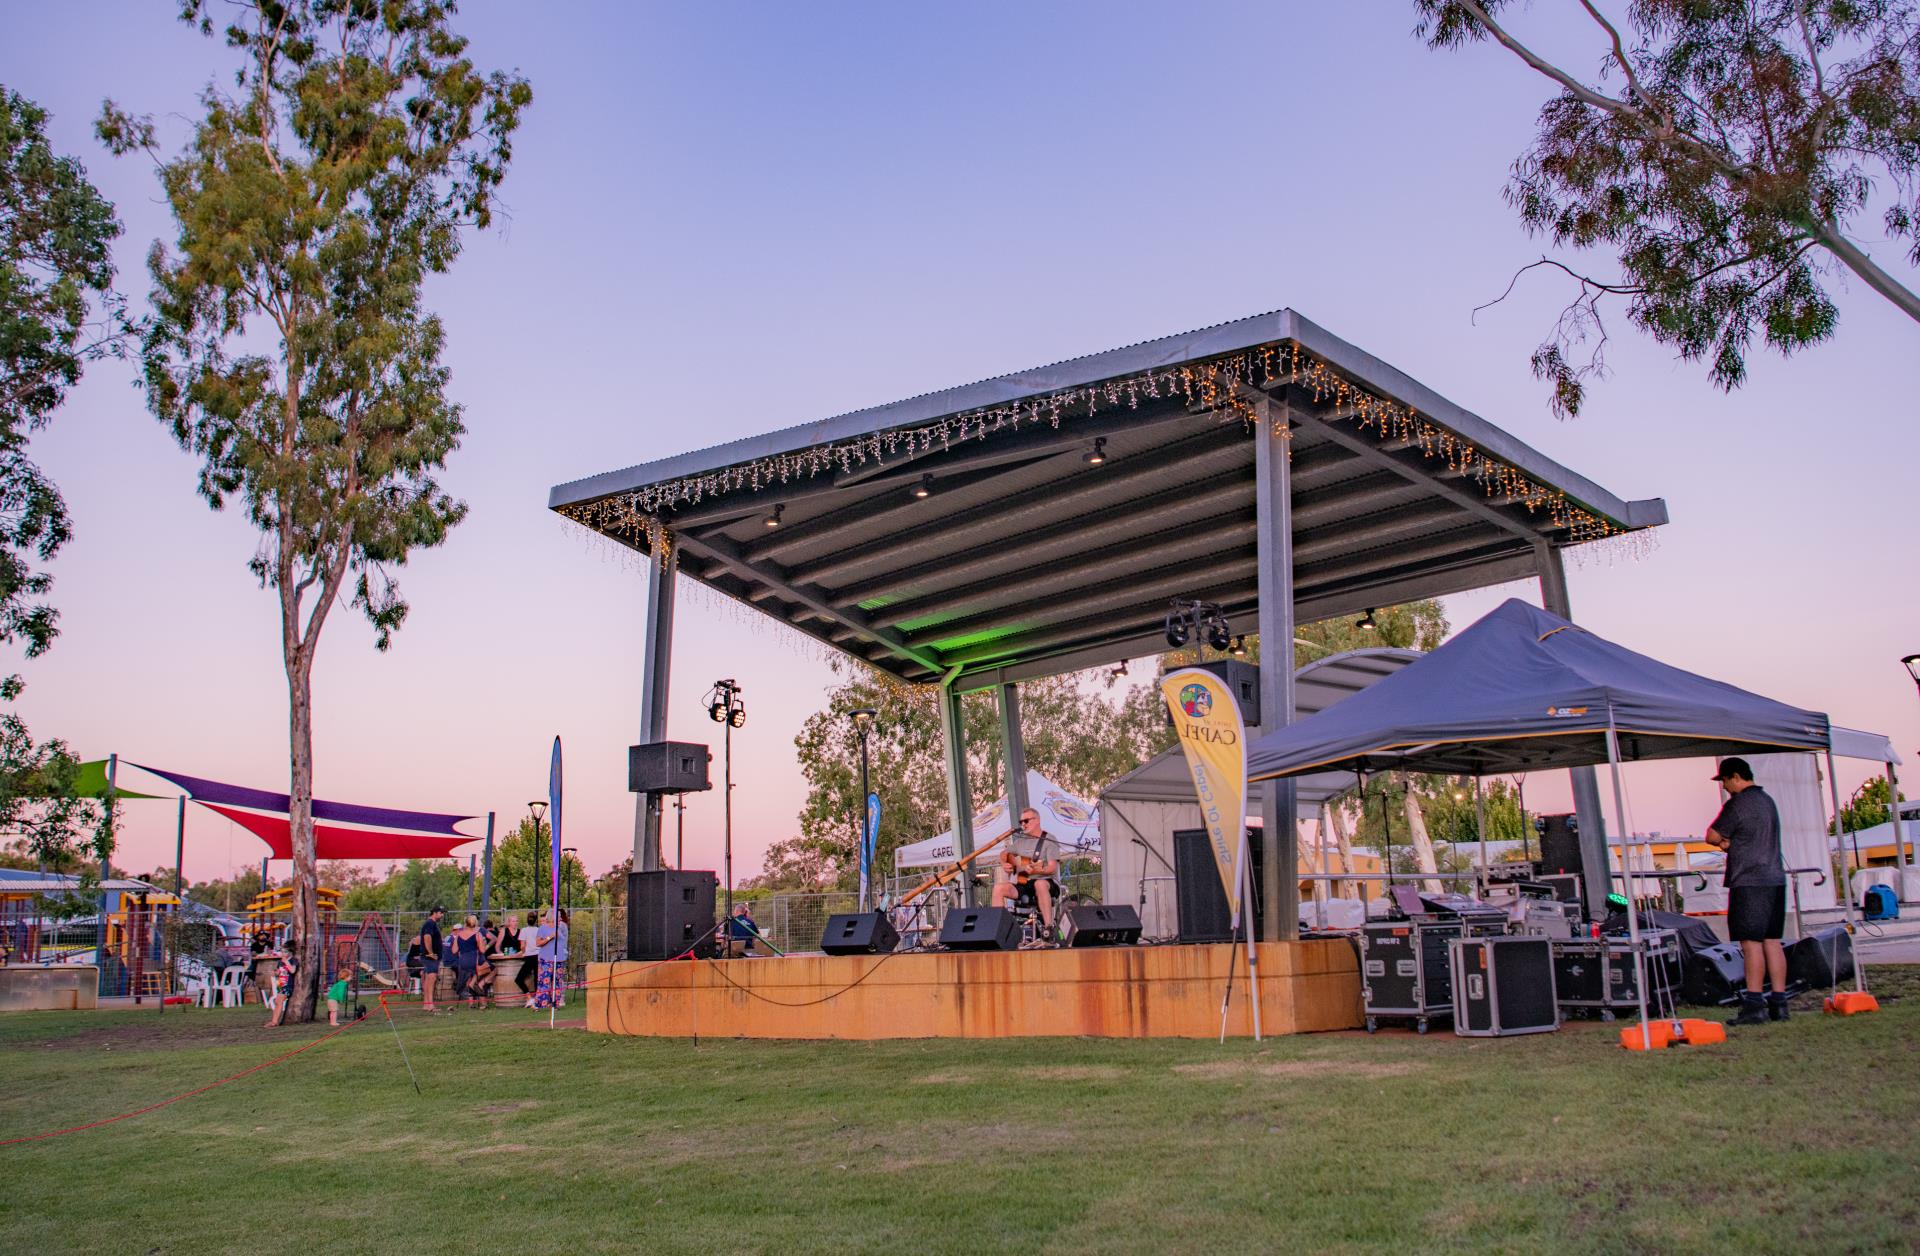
[101,1,530,1020]
[1417,1,1920,416]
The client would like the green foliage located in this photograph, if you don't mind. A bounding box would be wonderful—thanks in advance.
[771,664,1175,892]
[339,858,469,915]
[1416,0,1920,415]
[184,865,266,914]
[0,87,126,874]
[1833,773,1905,834]
[485,817,589,913]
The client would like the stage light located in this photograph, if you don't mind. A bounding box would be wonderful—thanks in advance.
[1206,617,1232,652]
[1356,608,1377,631]
[708,701,727,723]
[1109,660,1129,679]
[728,706,745,729]
[1164,614,1189,649]
[762,504,784,529]
[1229,636,1248,658]
[1083,437,1108,465]
[912,474,932,499]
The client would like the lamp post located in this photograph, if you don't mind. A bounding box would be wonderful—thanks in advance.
[706,680,745,921]
[562,847,578,917]
[527,800,548,913]
[1903,654,1920,701]
[850,708,878,910]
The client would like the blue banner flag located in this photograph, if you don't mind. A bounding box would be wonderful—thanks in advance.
[548,737,563,912]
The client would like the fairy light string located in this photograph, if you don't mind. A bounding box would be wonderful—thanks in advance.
[557,341,1629,565]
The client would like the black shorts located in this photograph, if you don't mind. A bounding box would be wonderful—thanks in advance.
[1014,879,1058,907]
[1727,884,1786,942]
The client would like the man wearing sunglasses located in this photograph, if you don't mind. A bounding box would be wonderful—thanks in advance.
[992,807,1062,935]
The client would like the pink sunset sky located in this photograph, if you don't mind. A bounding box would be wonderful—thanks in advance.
[6,4,1916,888]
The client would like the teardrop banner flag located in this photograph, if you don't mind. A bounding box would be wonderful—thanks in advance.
[1159,667,1248,911]
[549,737,563,912]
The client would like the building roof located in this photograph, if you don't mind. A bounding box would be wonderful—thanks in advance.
[551,309,1666,687]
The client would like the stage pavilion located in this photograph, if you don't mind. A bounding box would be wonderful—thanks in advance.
[549,309,1667,1036]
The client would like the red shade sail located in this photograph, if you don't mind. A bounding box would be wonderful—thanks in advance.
[202,803,477,862]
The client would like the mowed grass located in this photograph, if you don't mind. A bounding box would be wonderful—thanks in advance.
[2,970,1918,1255]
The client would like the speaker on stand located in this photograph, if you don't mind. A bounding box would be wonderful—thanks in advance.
[627,869,718,960]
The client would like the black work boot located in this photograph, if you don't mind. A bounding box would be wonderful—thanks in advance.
[1767,992,1790,1022]
[1728,991,1769,1027]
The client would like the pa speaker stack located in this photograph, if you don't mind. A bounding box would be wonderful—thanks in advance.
[820,911,898,956]
[626,869,718,960]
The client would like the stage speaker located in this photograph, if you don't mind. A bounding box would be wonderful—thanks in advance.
[1681,940,1747,1007]
[1788,925,1854,990]
[1060,903,1143,948]
[1173,828,1264,943]
[1536,813,1582,879]
[627,741,713,794]
[821,911,898,956]
[627,869,718,960]
[939,907,1020,952]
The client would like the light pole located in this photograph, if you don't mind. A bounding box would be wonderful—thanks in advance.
[562,847,578,917]
[527,800,548,914]
[850,708,877,911]
[706,679,745,921]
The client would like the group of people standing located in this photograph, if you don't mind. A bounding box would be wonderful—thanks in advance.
[412,905,571,1012]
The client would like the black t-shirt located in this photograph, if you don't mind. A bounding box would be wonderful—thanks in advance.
[1711,785,1785,888]
[420,917,443,960]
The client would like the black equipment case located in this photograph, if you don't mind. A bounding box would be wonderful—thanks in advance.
[1359,920,1460,1035]
[1450,936,1559,1037]
[1551,930,1678,1018]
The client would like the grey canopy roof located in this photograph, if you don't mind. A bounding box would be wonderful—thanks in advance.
[1246,599,1832,781]
[1104,647,1422,816]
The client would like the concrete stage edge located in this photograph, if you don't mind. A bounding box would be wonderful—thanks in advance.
[586,940,1362,1039]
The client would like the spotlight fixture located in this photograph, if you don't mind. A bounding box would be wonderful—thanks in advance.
[1109,660,1130,679]
[1084,437,1108,465]
[708,701,727,723]
[762,504,785,529]
[705,678,745,729]
[912,474,932,499]
[1229,635,1248,658]
[1163,613,1190,650]
[1356,608,1377,632]
[1205,616,1233,653]
[728,706,746,728]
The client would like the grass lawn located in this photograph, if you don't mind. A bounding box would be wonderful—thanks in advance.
[3,970,1918,1255]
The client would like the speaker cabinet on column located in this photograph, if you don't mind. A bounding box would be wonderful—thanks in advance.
[627,742,713,794]
[627,869,718,960]
[820,911,899,956]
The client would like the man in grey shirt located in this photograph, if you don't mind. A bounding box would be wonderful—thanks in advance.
[991,807,1062,934]
[1704,758,1788,1025]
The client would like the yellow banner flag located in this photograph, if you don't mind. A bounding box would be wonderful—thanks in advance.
[1160,667,1249,914]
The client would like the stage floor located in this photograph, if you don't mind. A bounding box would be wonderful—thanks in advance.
[585,939,1362,1039]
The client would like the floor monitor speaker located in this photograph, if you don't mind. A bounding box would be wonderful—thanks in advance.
[821,911,899,956]
[939,907,1020,952]
[1060,903,1143,948]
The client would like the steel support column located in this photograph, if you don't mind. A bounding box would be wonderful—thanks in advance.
[939,679,977,907]
[1536,542,1611,914]
[1253,398,1298,941]
[999,683,1029,824]
[633,547,679,870]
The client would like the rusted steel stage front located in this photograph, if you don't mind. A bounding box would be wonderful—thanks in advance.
[585,939,1362,1040]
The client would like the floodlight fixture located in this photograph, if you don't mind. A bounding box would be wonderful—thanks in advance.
[1356,608,1377,631]
[1084,437,1108,465]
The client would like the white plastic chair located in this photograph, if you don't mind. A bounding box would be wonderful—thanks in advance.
[216,966,248,1008]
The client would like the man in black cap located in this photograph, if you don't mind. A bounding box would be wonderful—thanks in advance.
[1703,759,1788,1026]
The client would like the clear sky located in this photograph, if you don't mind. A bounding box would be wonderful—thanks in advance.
[5,3,1915,887]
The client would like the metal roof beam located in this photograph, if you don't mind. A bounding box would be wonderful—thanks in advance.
[669,530,944,673]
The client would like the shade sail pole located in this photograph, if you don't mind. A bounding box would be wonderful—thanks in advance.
[634,545,678,871]
[1252,394,1298,942]
[1473,777,1489,890]
[1604,714,1655,1048]
[1825,749,1867,995]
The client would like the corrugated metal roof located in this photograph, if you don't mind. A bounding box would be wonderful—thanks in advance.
[550,309,1666,686]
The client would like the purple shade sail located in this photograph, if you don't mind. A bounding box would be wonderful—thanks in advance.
[132,764,478,835]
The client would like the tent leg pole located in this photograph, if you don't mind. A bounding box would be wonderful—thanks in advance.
[1825,749,1866,994]
[1603,718,1653,1046]
[1888,761,1911,875]
[1473,778,1489,891]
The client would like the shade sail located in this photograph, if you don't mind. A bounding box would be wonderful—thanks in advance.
[136,764,475,835]
[201,803,477,862]
[71,760,160,800]
[1246,599,1831,781]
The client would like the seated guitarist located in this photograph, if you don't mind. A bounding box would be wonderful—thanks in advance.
[992,807,1061,933]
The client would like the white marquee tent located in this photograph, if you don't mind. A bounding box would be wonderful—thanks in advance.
[892,770,1100,870]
